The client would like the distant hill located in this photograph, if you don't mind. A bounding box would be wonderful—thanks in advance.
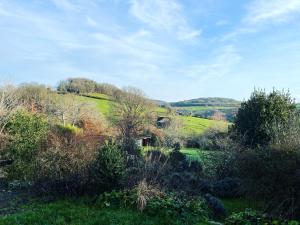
[170,97,241,107]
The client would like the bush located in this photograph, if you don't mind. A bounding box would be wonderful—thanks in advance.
[32,129,100,196]
[4,109,49,180]
[225,209,299,225]
[89,142,126,193]
[146,192,209,225]
[96,190,209,225]
[233,148,300,219]
[204,193,226,218]
[185,129,228,150]
[232,89,297,147]
[211,177,241,198]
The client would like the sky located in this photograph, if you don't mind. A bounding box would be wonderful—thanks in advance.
[1,0,300,102]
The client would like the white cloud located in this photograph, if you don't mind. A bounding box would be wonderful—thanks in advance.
[51,0,77,11]
[129,0,200,41]
[183,45,242,81]
[0,2,10,16]
[86,16,98,27]
[244,0,300,24]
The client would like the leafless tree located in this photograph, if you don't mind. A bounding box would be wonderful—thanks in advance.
[54,94,93,126]
[110,87,155,153]
[0,83,18,134]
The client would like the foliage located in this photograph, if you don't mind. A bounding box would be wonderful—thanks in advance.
[225,209,299,225]
[185,129,230,150]
[146,192,209,225]
[32,128,100,195]
[57,77,122,97]
[89,142,126,193]
[56,124,83,135]
[232,89,297,147]
[96,190,137,208]
[204,193,226,218]
[110,87,155,155]
[4,109,49,180]
[0,83,19,134]
[233,148,300,219]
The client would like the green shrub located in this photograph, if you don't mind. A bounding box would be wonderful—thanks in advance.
[96,190,136,208]
[90,142,126,193]
[4,109,49,180]
[232,89,297,147]
[230,148,300,219]
[225,209,299,225]
[56,124,83,135]
[146,193,209,225]
[96,190,209,225]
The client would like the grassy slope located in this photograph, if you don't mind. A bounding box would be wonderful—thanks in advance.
[0,200,209,225]
[78,94,228,135]
[77,94,112,115]
[179,116,228,135]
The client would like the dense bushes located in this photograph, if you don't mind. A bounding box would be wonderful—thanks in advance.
[232,148,300,218]
[232,89,297,147]
[96,190,209,225]
[57,78,122,97]
[225,209,299,225]
[89,143,126,193]
[3,109,49,180]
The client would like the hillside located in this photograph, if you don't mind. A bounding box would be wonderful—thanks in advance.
[179,116,228,135]
[79,93,228,135]
[169,97,240,122]
[171,97,241,107]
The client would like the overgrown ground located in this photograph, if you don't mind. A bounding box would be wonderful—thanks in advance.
[0,196,261,225]
[0,147,262,225]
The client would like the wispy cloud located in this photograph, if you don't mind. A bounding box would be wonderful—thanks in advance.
[129,0,201,41]
[244,0,300,24]
[51,0,77,11]
[183,45,242,81]
[86,16,98,27]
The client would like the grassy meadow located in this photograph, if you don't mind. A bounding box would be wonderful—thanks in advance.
[78,94,229,135]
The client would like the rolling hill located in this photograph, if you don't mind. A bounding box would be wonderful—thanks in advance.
[169,97,240,122]
[170,97,241,107]
[79,93,229,135]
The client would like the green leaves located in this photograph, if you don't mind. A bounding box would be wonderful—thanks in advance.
[233,89,297,147]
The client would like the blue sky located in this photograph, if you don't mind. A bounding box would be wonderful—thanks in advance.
[1,0,300,101]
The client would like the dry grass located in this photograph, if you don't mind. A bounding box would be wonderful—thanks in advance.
[136,179,163,212]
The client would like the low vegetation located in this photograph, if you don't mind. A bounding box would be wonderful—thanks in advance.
[0,80,300,224]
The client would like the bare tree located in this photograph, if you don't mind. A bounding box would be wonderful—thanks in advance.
[210,110,226,121]
[0,83,18,134]
[110,87,155,154]
[54,94,93,127]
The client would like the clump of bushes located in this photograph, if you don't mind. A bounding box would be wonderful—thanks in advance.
[96,189,209,225]
[233,148,300,218]
[225,209,299,225]
[232,89,297,148]
[89,142,126,193]
[3,109,49,181]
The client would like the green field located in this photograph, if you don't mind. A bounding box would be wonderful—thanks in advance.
[174,106,236,111]
[78,94,228,135]
[179,116,228,135]
[77,94,112,115]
